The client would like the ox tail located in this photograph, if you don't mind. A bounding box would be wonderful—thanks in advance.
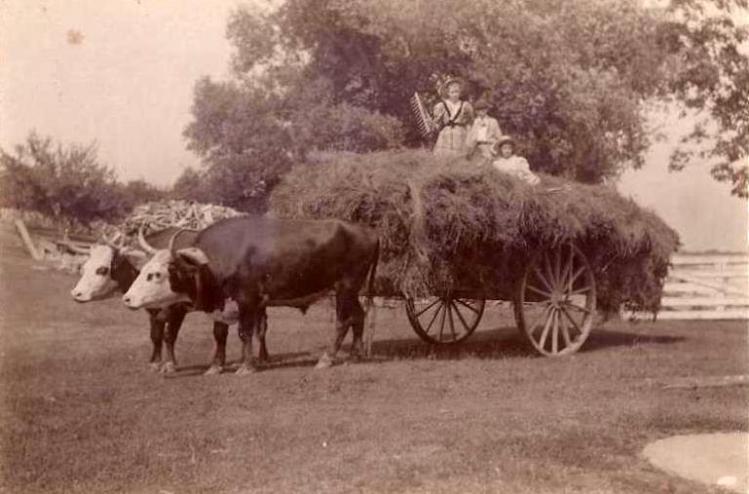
[364,239,380,358]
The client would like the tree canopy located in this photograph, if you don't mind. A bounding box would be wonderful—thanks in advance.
[181,0,748,207]
[0,133,168,225]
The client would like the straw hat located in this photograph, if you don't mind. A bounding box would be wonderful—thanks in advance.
[474,99,491,111]
[491,135,515,155]
[496,135,514,146]
[439,77,464,97]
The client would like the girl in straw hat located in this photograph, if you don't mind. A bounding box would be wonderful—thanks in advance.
[432,78,474,157]
[490,135,540,185]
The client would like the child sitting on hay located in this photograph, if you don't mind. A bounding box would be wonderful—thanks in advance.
[490,135,540,186]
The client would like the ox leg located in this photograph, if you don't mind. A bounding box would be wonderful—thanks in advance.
[315,295,351,370]
[236,305,260,376]
[204,322,229,376]
[256,308,270,364]
[161,307,187,374]
[349,299,366,361]
[147,309,165,372]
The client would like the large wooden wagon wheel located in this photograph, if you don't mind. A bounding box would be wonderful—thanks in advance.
[514,243,597,356]
[405,295,486,345]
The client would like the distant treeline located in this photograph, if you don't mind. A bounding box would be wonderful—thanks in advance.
[0,133,171,226]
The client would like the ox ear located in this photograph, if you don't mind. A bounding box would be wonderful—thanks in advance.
[176,247,210,266]
[173,248,219,312]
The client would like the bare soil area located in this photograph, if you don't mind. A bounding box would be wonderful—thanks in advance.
[643,432,748,493]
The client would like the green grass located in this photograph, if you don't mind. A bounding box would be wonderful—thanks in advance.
[0,227,746,493]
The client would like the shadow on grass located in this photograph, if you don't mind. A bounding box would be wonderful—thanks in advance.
[164,326,685,377]
[581,329,684,353]
[370,325,685,362]
[164,351,314,378]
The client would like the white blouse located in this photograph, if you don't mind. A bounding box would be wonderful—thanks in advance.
[491,155,540,185]
[443,99,462,117]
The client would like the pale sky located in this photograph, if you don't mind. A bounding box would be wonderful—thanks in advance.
[0,0,238,183]
[1,0,747,251]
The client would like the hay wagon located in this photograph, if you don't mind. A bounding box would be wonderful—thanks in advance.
[271,150,678,358]
[401,241,596,356]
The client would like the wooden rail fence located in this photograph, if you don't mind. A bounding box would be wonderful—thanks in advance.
[655,253,749,320]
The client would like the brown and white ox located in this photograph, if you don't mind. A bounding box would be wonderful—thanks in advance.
[69,228,236,374]
[122,216,379,375]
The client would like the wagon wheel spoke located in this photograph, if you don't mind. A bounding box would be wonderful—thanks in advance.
[454,298,481,314]
[560,243,574,288]
[559,310,572,349]
[533,267,554,293]
[528,303,552,336]
[552,309,561,354]
[414,297,441,317]
[450,300,472,333]
[527,284,553,298]
[567,265,587,291]
[537,308,555,350]
[544,253,557,291]
[446,302,458,341]
[423,302,444,336]
[438,299,448,342]
[568,286,593,295]
[560,305,583,336]
[563,302,592,314]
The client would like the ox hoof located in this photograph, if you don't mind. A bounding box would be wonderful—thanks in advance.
[160,362,176,374]
[235,365,256,376]
[203,365,222,376]
[314,355,334,370]
[149,362,161,373]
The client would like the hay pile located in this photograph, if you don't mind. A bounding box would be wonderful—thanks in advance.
[270,149,679,314]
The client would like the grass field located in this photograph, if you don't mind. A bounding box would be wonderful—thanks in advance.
[1,227,747,493]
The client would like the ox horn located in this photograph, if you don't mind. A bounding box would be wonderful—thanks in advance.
[175,247,210,266]
[103,231,124,250]
[168,228,190,255]
[137,224,157,254]
[61,230,91,255]
[63,240,91,255]
[120,247,147,259]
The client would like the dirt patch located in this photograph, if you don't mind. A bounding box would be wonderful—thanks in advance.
[643,432,748,493]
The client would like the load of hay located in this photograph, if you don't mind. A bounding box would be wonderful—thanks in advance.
[270,149,679,315]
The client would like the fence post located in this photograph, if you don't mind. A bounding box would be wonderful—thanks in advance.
[14,219,43,261]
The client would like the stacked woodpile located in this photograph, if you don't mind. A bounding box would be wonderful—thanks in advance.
[6,202,242,273]
[119,201,243,236]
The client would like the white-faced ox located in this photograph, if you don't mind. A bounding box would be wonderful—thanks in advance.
[122,216,379,375]
[69,228,228,374]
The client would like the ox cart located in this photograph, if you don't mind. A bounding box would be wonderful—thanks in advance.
[270,149,677,358]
